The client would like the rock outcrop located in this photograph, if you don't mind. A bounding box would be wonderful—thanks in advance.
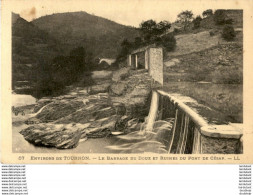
[109,69,152,119]
[20,124,84,149]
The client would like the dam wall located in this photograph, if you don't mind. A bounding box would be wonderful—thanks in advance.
[146,90,243,154]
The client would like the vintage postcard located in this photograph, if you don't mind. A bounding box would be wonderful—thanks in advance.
[1,0,253,164]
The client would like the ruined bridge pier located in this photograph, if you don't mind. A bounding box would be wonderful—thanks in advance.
[128,46,163,85]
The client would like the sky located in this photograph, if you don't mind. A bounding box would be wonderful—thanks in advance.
[9,0,233,27]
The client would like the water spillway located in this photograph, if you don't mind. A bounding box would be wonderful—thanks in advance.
[107,89,243,154]
[144,90,243,154]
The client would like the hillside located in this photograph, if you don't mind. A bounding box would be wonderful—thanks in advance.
[32,11,140,58]
[12,13,62,89]
[200,9,243,29]
[12,11,139,96]
[162,10,243,122]
[177,9,243,33]
[164,9,243,83]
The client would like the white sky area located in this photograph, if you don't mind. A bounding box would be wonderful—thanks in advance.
[10,0,237,27]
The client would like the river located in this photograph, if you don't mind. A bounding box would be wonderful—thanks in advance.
[12,93,37,107]
[12,93,171,154]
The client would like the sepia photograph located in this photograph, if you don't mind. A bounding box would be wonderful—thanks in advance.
[2,0,253,163]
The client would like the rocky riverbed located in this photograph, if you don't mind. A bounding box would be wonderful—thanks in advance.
[14,69,155,151]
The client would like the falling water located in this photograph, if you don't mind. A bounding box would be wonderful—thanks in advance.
[106,91,176,153]
[29,103,52,117]
[106,90,202,154]
[106,118,174,153]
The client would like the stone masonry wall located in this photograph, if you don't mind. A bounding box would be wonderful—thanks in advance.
[200,134,240,154]
[149,48,163,85]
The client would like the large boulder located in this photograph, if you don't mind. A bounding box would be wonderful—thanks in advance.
[90,83,110,94]
[91,71,112,80]
[164,58,180,68]
[20,123,86,149]
[55,105,116,124]
[112,67,130,82]
[110,82,127,96]
[33,100,84,123]
[86,115,120,138]
[20,115,122,149]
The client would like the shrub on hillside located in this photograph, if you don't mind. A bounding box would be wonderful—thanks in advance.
[116,38,133,63]
[222,25,236,41]
[173,28,180,34]
[225,18,233,24]
[202,9,213,18]
[33,79,66,98]
[192,16,202,29]
[210,66,243,84]
[214,10,226,25]
[158,34,176,52]
[209,31,215,36]
[133,37,143,49]
[188,66,211,82]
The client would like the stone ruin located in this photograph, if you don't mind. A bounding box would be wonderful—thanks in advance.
[128,46,163,85]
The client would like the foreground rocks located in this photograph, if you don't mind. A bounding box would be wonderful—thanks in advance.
[18,69,154,149]
[20,124,83,149]
[20,115,120,149]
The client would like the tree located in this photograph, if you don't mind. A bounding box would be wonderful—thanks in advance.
[84,52,94,71]
[116,38,133,61]
[159,34,176,52]
[140,19,157,41]
[133,37,143,48]
[214,9,233,25]
[121,38,132,51]
[156,20,171,34]
[140,19,171,42]
[202,9,213,18]
[177,10,194,30]
[31,45,94,98]
[69,47,86,73]
[193,15,202,29]
[214,10,226,25]
[222,25,236,41]
[140,20,157,34]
